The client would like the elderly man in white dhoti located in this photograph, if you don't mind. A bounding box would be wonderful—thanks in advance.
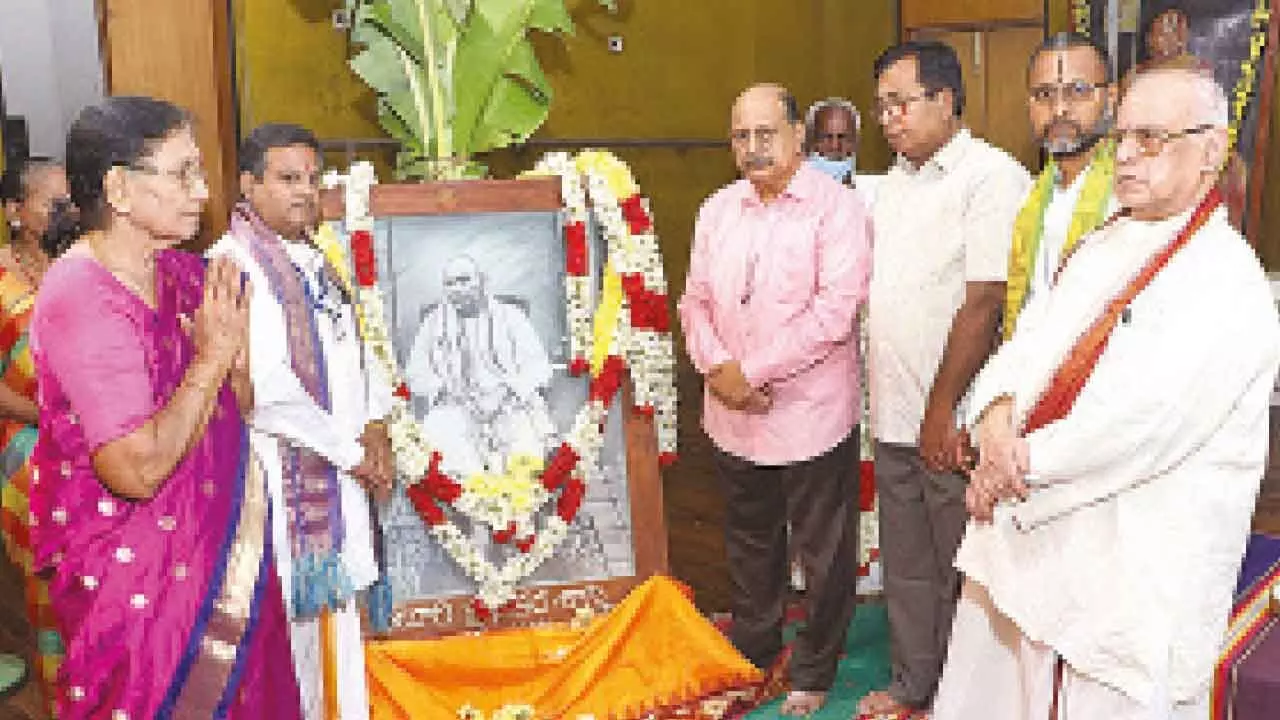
[928,68,1280,720]
[405,254,555,475]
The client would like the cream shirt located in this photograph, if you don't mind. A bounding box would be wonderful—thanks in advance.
[869,129,1030,444]
[960,207,1280,705]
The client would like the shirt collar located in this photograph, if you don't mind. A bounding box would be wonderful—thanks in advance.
[895,127,971,175]
[739,163,820,208]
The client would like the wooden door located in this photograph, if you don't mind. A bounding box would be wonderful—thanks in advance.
[984,25,1045,169]
[99,0,237,246]
[908,24,1043,171]
[909,28,988,137]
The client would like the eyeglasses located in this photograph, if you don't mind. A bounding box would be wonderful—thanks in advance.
[729,127,779,148]
[1107,124,1216,157]
[873,91,933,120]
[129,162,208,192]
[1029,81,1107,105]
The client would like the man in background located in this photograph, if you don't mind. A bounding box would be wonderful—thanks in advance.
[804,98,861,186]
[1004,33,1118,340]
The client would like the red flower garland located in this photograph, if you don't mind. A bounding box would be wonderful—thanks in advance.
[565,221,589,276]
[620,193,652,235]
[350,229,377,287]
[389,173,679,612]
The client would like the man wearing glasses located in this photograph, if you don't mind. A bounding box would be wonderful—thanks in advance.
[208,123,395,720]
[679,83,871,717]
[858,40,1030,720]
[932,67,1280,719]
[1004,33,1119,341]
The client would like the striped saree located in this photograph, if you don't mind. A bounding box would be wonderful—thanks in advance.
[0,264,60,713]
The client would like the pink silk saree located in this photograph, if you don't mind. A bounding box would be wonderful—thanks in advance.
[29,249,302,719]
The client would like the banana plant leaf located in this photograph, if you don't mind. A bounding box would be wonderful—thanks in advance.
[346,0,613,178]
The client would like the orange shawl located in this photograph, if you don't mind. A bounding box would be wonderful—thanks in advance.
[1022,189,1221,435]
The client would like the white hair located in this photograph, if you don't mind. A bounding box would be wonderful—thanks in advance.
[804,98,861,137]
[1131,66,1229,127]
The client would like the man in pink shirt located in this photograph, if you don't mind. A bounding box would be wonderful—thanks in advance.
[678,83,872,717]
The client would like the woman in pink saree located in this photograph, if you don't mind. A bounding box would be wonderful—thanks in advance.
[28,97,302,719]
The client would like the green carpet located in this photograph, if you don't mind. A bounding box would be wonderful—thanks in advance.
[746,602,891,719]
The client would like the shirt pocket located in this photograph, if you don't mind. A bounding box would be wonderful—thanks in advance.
[757,221,820,304]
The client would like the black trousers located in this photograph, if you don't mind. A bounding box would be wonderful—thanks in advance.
[713,431,860,691]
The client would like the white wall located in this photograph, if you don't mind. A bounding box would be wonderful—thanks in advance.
[0,0,104,158]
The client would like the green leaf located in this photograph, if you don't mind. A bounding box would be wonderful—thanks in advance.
[452,0,556,154]
[357,1,428,68]
[346,0,572,162]
[526,0,573,34]
[470,72,549,151]
[349,41,410,97]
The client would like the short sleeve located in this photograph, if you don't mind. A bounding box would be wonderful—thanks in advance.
[963,155,1030,282]
[33,261,156,451]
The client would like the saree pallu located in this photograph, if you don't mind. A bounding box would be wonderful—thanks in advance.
[29,250,302,720]
[0,265,61,711]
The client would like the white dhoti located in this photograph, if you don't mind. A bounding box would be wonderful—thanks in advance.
[933,580,1209,720]
[288,601,370,720]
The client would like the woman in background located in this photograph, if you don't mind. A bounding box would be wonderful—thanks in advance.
[0,158,66,707]
[29,95,302,719]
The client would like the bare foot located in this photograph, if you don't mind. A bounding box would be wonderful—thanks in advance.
[781,690,826,716]
[854,690,916,719]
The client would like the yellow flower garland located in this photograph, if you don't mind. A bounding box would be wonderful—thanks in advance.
[590,261,625,375]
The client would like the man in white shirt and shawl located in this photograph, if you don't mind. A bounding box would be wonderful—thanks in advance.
[930,68,1280,720]
[209,123,395,720]
[404,253,555,475]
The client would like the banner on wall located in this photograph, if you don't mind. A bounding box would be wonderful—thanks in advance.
[1079,0,1276,244]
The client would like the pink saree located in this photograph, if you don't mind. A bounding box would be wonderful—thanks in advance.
[28,249,302,719]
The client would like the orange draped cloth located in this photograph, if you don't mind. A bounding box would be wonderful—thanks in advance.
[1022,189,1220,435]
[365,576,763,719]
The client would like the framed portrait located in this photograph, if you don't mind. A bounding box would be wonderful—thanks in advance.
[321,179,668,638]
[1083,0,1278,242]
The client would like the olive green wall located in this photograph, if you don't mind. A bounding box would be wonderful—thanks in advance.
[232,0,899,289]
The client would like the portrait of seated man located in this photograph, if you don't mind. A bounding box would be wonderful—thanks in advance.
[404,254,556,474]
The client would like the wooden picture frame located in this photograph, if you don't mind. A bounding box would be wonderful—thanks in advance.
[320,178,668,639]
[1083,0,1279,248]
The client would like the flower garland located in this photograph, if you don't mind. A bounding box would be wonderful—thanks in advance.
[322,152,677,613]
[1071,0,1091,37]
[1227,1,1272,154]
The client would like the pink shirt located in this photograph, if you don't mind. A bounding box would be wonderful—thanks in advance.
[679,164,872,465]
